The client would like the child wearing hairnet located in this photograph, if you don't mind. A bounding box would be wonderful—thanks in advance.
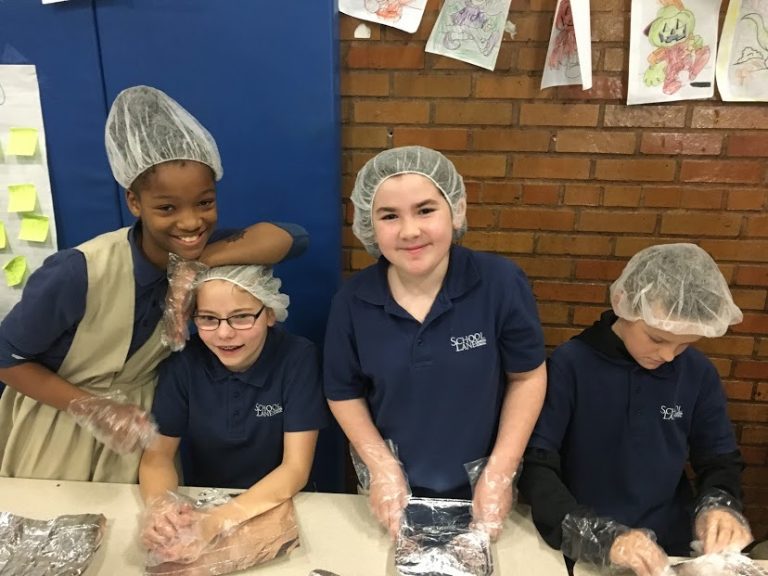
[139,265,327,564]
[0,86,307,483]
[324,146,547,541]
[519,243,752,576]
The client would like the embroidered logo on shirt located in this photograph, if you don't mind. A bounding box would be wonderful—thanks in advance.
[450,332,487,352]
[253,403,283,417]
[660,405,683,421]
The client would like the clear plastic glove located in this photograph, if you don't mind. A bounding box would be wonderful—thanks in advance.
[468,460,515,541]
[161,254,208,352]
[694,506,753,554]
[67,391,157,454]
[141,492,195,551]
[609,529,671,576]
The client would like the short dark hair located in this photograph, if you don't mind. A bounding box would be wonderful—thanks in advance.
[128,160,215,194]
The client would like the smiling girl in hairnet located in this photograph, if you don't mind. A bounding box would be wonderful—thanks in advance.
[0,86,306,483]
[324,146,547,541]
[139,264,327,564]
[519,243,751,576]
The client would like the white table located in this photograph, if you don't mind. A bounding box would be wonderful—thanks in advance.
[0,477,569,575]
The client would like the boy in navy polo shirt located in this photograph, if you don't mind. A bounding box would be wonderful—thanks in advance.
[139,264,327,563]
[324,146,547,541]
[519,244,752,576]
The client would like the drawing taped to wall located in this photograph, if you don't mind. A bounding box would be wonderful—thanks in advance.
[716,0,768,101]
[541,0,593,90]
[627,0,721,105]
[339,0,428,33]
[425,0,513,70]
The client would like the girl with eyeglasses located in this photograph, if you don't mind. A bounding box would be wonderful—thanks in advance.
[138,265,328,564]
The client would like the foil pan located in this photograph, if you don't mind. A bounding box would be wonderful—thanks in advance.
[0,511,106,575]
[395,498,492,576]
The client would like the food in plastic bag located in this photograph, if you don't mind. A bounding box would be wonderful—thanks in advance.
[671,553,768,576]
[0,512,106,575]
[395,498,492,576]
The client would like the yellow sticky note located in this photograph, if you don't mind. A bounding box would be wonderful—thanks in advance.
[19,214,49,242]
[7,184,37,212]
[0,222,6,249]
[7,128,39,156]
[3,256,26,287]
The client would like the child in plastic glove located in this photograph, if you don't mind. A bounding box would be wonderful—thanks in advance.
[0,86,306,483]
[518,243,753,576]
[323,146,547,542]
[139,264,327,564]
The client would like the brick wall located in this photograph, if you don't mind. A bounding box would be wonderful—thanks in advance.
[339,0,768,537]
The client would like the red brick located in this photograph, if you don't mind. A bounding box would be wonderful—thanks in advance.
[742,447,768,466]
[512,155,590,179]
[555,77,624,101]
[693,107,768,129]
[544,327,582,347]
[603,48,626,72]
[429,53,477,71]
[728,189,767,211]
[746,215,768,237]
[572,305,605,326]
[350,249,375,270]
[393,75,471,98]
[342,126,390,149]
[614,237,678,257]
[643,186,682,208]
[537,302,570,324]
[447,154,508,177]
[339,16,382,40]
[520,104,600,127]
[759,339,768,357]
[680,160,764,184]
[537,234,613,256]
[346,44,424,69]
[392,127,469,150]
[735,266,768,287]
[462,231,535,253]
[680,188,725,210]
[556,130,636,154]
[534,281,607,303]
[699,240,768,262]
[742,425,768,444]
[604,105,686,128]
[732,289,767,311]
[511,13,555,42]
[757,383,768,401]
[640,133,722,156]
[729,402,768,422]
[732,313,768,335]
[473,129,552,152]
[464,181,482,203]
[564,185,601,206]
[354,100,430,124]
[578,210,657,233]
[483,182,522,203]
[522,184,561,205]
[696,336,756,357]
[515,46,547,72]
[604,186,642,207]
[728,133,768,157]
[660,213,742,237]
[466,206,497,228]
[499,208,575,231]
[434,102,515,125]
[475,75,549,99]
[574,259,627,281]
[595,159,676,182]
[734,361,768,380]
[722,380,756,401]
[592,12,626,41]
[341,73,389,96]
[514,256,573,278]
[343,151,376,175]
[711,358,732,378]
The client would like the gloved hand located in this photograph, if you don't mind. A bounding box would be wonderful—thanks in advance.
[470,463,515,541]
[142,492,195,552]
[67,391,157,454]
[694,506,753,554]
[609,529,671,576]
[369,460,410,540]
[161,254,208,352]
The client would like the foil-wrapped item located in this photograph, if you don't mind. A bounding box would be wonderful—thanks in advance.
[395,498,492,576]
[671,553,768,576]
[0,511,106,575]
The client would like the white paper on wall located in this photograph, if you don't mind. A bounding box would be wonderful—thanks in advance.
[716,0,768,101]
[339,0,428,33]
[541,0,593,90]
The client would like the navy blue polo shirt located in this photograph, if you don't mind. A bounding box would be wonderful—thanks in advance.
[0,222,308,372]
[528,311,737,554]
[153,327,329,489]
[324,244,545,494]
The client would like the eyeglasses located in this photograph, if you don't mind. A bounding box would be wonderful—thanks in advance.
[193,306,266,331]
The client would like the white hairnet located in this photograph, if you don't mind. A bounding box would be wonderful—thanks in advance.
[105,85,223,190]
[195,265,289,322]
[351,146,467,256]
[610,243,742,338]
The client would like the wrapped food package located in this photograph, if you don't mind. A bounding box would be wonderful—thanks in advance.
[145,498,299,576]
[671,554,768,576]
[395,498,493,576]
[0,511,106,575]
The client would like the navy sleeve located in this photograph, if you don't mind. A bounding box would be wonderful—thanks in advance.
[498,262,546,374]
[688,355,739,458]
[152,353,192,438]
[0,249,87,368]
[282,338,329,432]
[323,290,368,401]
[527,352,575,453]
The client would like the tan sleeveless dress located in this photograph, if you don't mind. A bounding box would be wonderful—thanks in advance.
[0,227,170,482]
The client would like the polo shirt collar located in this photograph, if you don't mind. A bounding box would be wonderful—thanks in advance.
[130,222,166,287]
[204,328,279,387]
[355,244,481,307]
[574,310,675,378]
